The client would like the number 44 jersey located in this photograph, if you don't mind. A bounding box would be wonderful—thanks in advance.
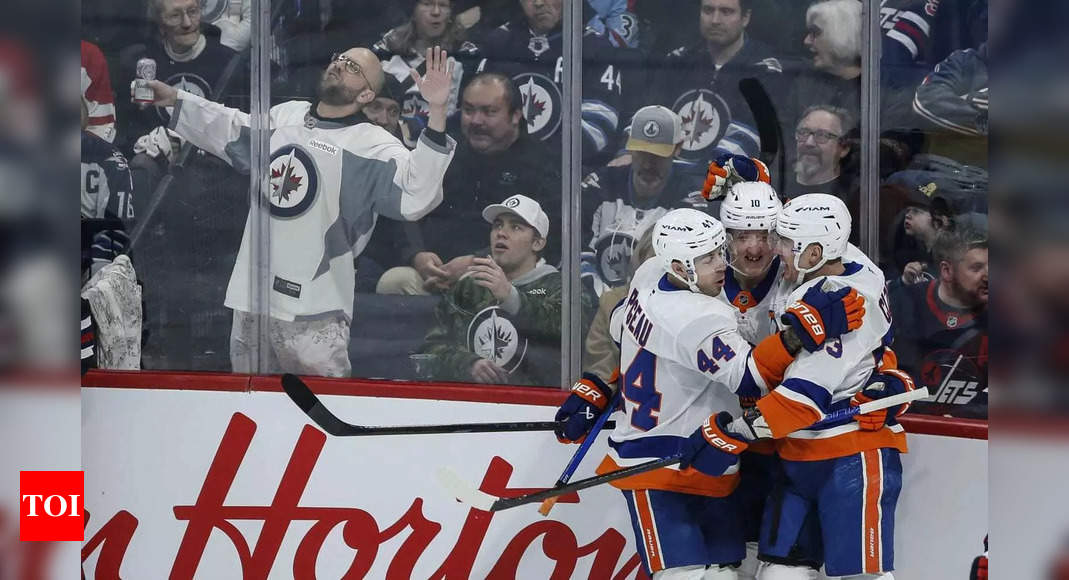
[597,258,772,497]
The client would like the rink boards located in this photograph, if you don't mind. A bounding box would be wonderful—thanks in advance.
[81,374,987,579]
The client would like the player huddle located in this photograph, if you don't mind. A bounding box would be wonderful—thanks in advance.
[555,173,917,580]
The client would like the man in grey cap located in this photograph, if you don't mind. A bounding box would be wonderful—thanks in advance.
[419,194,594,385]
[581,104,708,296]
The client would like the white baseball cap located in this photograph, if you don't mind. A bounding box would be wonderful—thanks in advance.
[626,105,684,157]
[482,194,550,239]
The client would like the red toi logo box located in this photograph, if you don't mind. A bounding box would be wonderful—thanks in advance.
[20,471,84,541]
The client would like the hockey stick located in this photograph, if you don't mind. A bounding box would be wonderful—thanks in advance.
[280,374,615,436]
[438,387,929,512]
[538,386,623,516]
[739,77,786,195]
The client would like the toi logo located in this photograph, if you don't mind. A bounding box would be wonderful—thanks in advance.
[20,471,84,541]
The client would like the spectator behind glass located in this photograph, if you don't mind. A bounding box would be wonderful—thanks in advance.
[365,75,427,149]
[646,0,784,164]
[138,46,458,377]
[791,0,861,123]
[372,0,482,124]
[581,105,708,297]
[912,42,989,167]
[479,0,633,166]
[201,0,251,52]
[583,227,655,380]
[890,222,988,419]
[116,0,242,154]
[119,0,249,371]
[787,105,856,203]
[419,195,593,386]
[376,72,562,296]
[81,40,116,144]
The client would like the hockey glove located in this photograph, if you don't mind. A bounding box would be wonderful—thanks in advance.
[781,284,866,352]
[679,412,749,476]
[554,372,614,443]
[851,368,917,430]
[701,151,771,200]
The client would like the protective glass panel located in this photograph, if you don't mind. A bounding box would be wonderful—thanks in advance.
[876,0,988,418]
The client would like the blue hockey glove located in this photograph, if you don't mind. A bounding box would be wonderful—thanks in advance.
[852,368,917,430]
[678,412,749,476]
[554,372,614,443]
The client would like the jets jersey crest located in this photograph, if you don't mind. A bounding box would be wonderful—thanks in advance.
[467,306,528,373]
[515,72,562,142]
[268,145,319,218]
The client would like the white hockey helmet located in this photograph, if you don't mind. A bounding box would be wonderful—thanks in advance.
[720,181,783,231]
[774,193,851,283]
[653,208,727,293]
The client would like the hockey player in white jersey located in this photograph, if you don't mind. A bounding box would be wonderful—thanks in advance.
[679,195,917,579]
[714,181,784,580]
[556,208,868,579]
[138,47,457,376]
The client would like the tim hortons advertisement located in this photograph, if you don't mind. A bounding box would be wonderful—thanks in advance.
[81,387,987,579]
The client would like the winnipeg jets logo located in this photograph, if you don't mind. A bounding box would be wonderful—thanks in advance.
[673,89,731,156]
[200,0,229,22]
[594,232,637,288]
[514,72,562,142]
[268,145,318,218]
[468,307,528,372]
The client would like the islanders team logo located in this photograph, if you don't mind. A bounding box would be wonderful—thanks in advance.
[268,145,319,218]
[157,72,213,121]
[467,306,528,373]
[200,0,228,23]
[514,72,562,142]
[594,232,636,288]
[672,89,731,156]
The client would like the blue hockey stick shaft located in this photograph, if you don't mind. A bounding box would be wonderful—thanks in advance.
[538,388,623,515]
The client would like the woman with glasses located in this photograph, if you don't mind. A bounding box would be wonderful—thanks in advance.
[372,0,483,123]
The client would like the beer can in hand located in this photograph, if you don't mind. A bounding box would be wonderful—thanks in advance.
[133,58,157,104]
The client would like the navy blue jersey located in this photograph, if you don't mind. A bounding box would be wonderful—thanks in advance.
[650,37,783,163]
[81,131,134,273]
[479,22,637,163]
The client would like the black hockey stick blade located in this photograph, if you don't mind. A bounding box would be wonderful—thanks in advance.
[280,374,614,436]
[738,77,786,194]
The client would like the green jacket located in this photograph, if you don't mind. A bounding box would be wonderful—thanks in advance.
[421,261,593,386]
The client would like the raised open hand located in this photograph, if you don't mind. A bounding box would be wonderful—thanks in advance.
[410,46,455,109]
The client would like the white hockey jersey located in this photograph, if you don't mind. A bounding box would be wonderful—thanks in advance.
[596,259,771,496]
[759,251,907,461]
[169,90,456,321]
[714,257,784,345]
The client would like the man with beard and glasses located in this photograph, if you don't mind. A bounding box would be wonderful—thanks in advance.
[376,72,560,296]
[138,47,458,377]
[890,221,988,418]
[786,105,858,235]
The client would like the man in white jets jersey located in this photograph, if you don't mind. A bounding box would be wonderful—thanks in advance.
[139,47,457,376]
[683,194,916,580]
[555,208,867,579]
